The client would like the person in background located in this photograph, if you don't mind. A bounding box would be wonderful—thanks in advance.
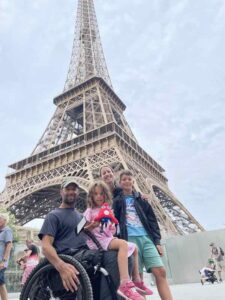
[0,213,13,300]
[18,246,39,286]
[26,240,40,256]
[210,242,225,282]
[113,170,173,300]
[16,256,26,283]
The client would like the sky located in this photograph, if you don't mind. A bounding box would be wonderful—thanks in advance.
[0,0,225,230]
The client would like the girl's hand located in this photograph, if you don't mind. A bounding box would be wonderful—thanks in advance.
[110,224,116,235]
[84,221,100,231]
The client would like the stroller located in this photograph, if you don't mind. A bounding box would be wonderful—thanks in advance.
[199,259,218,285]
[199,264,218,285]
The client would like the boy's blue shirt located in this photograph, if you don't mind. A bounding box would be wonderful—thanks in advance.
[125,195,148,236]
[113,191,161,245]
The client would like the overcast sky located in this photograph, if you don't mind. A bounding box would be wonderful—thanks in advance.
[0,0,225,230]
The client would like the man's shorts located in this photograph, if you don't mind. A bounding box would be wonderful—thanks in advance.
[0,268,6,285]
[128,235,164,273]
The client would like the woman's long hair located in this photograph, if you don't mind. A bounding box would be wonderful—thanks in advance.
[99,165,117,190]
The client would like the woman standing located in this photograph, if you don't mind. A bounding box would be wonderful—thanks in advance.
[100,165,122,197]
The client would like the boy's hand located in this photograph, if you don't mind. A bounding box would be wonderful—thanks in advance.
[156,245,164,256]
[84,221,100,231]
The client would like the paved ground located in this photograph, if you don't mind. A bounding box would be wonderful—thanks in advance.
[8,282,225,299]
[148,282,225,300]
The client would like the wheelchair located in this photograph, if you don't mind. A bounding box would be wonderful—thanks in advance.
[20,230,119,300]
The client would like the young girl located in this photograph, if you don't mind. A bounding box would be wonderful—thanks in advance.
[84,181,153,300]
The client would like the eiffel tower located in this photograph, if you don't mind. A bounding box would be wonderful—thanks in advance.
[0,0,203,235]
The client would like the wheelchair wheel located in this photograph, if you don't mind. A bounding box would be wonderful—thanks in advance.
[20,255,93,300]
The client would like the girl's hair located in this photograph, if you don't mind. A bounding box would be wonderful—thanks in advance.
[88,181,112,208]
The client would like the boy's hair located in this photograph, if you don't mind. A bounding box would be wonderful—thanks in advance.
[88,181,112,208]
[119,169,134,181]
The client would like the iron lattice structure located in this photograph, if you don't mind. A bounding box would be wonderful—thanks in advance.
[0,0,204,235]
[64,0,112,92]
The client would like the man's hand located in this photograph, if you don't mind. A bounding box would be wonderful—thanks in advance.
[156,245,164,256]
[42,235,80,293]
[0,262,5,269]
[84,221,100,231]
[57,261,80,292]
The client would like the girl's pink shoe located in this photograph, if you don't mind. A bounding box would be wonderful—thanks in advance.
[134,281,153,295]
[117,281,145,300]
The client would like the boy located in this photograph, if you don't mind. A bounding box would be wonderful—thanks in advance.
[113,170,173,300]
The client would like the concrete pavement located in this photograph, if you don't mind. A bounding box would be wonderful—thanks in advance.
[8,282,225,299]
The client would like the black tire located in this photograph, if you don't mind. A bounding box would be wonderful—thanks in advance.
[20,254,93,300]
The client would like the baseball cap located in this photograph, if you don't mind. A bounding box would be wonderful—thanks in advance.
[61,178,79,189]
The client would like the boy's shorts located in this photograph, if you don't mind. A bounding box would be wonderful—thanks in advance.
[128,235,164,273]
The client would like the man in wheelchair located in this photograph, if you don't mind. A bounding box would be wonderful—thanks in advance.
[20,179,132,300]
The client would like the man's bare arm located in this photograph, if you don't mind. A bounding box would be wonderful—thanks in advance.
[42,235,64,269]
[41,235,80,292]
[3,241,12,261]
[0,242,13,269]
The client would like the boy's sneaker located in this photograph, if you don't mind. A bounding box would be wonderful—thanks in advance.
[117,281,145,300]
[134,281,153,295]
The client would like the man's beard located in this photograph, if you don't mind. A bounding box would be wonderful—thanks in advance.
[63,195,77,205]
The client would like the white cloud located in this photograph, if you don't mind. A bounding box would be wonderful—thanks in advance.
[0,0,16,31]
